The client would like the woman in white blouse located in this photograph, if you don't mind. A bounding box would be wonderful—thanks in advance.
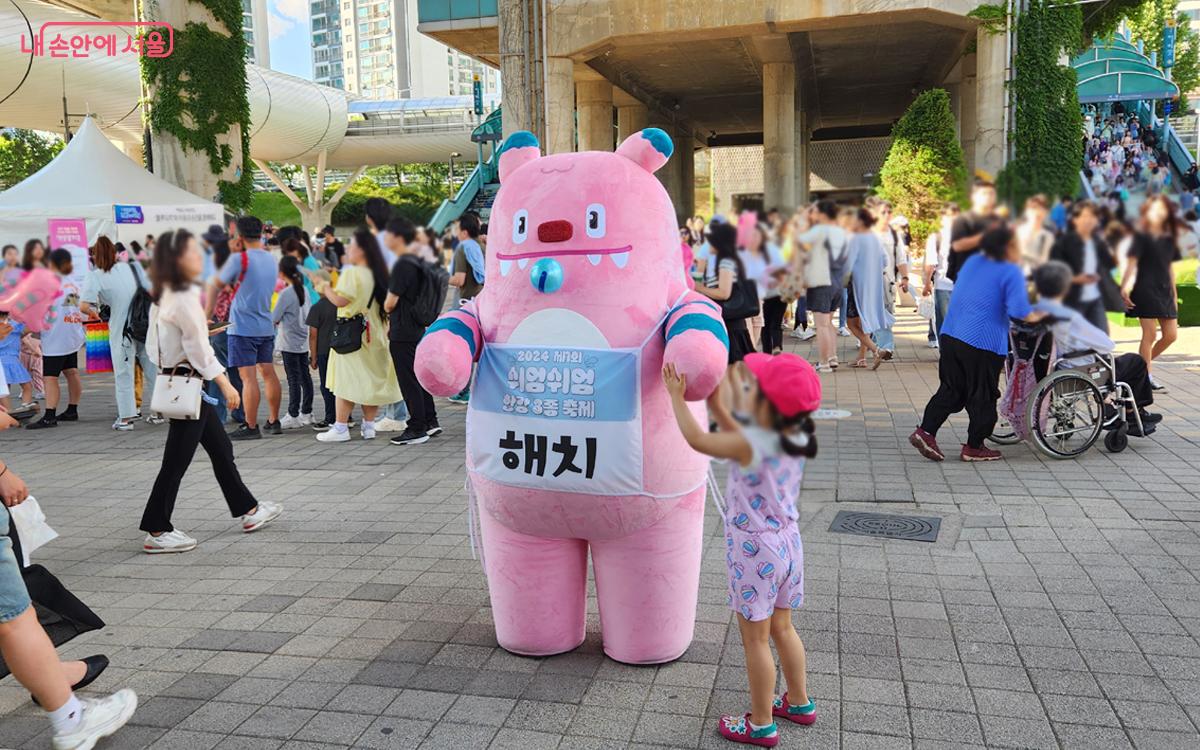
[140,229,282,554]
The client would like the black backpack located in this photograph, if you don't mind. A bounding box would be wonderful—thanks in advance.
[405,256,450,327]
[123,261,152,343]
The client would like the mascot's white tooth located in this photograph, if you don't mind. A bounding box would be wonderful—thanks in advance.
[517,258,529,270]
[499,259,513,276]
[587,254,602,266]
[612,251,630,269]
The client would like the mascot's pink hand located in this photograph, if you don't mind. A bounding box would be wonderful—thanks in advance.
[0,269,60,333]
[416,331,474,396]
[664,330,727,402]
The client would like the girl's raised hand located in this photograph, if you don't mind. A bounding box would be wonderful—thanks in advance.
[662,362,687,398]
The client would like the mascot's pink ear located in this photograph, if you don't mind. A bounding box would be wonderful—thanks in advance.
[498,131,542,182]
[616,128,673,173]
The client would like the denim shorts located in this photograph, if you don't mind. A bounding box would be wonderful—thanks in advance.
[0,514,31,623]
[228,334,275,368]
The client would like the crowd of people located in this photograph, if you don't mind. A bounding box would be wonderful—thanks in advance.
[681,176,1187,465]
[0,164,1191,747]
[1084,109,1168,197]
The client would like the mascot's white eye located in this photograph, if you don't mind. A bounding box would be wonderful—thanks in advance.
[585,204,606,238]
[513,209,529,244]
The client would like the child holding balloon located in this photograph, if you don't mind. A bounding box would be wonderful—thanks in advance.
[663,353,820,747]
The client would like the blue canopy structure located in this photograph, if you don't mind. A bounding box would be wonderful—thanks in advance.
[1073,37,1180,103]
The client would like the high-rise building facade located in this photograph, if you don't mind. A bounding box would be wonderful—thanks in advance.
[334,0,497,99]
[242,0,270,67]
[311,0,345,88]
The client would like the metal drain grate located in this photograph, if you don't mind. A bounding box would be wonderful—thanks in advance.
[829,511,941,543]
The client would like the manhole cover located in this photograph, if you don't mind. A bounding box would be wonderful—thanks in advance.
[813,408,852,420]
[829,511,941,542]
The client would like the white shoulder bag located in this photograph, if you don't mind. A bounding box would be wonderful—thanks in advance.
[149,314,203,420]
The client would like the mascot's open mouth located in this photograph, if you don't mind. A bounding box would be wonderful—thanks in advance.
[496,244,632,275]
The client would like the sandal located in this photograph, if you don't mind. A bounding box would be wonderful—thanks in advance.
[828,357,839,370]
[852,358,868,368]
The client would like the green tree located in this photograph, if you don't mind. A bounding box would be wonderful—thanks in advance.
[1122,0,1199,111]
[998,0,1084,208]
[0,129,64,189]
[875,89,968,245]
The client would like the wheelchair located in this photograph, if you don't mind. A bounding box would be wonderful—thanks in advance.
[990,319,1145,458]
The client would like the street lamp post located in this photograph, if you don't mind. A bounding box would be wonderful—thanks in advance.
[448,152,462,198]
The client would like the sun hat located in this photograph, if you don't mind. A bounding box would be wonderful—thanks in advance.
[742,352,822,417]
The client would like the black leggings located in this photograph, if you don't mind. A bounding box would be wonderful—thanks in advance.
[282,351,314,418]
[140,401,258,533]
[761,297,787,353]
[919,335,1005,449]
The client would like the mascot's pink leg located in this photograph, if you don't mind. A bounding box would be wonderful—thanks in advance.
[590,487,706,664]
[479,506,589,657]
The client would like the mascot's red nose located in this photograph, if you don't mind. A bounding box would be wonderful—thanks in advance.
[538,220,573,243]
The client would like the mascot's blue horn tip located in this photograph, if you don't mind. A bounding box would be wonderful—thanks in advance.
[502,131,540,152]
[641,128,673,158]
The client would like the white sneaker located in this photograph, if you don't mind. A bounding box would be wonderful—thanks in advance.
[298,412,313,426]
[279,414,302,429]
[111,419,134,432]
[797,329,817,341]
[143,529,197,554]
[316,426,351,443]
[51,689,138,750]
[927,340,940,349]
[362,422,377,440]
[838,326,852,337]
[242,500,282,532]
[143,414,165,425]
[373,417,404,433]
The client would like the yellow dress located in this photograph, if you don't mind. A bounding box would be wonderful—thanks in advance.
[326,265,402,406]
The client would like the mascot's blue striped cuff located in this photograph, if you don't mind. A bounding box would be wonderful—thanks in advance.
[425,317,477,357]
[669,299,721,317]
[665,313,729,350]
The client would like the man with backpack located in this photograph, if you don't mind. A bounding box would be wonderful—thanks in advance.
[383,217,448,446]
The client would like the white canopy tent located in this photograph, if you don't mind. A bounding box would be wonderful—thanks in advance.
[0,117,224,249]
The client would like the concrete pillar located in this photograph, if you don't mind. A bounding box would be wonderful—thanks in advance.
[960,52,979,176]
[617,103,649,142]
[974,27,1007,180]
[544,56,575,154]
[576,79,614,151]
[794,109,810,206]
[675,132,695,223]
[762,62,796,212]
[497,0,533,137]
[142,0,244,202]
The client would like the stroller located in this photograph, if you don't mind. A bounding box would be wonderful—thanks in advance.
[991,319,1145,458]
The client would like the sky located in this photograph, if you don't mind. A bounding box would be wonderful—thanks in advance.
[267,0,313,80]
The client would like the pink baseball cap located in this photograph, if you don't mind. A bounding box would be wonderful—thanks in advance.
[742,353,822,417]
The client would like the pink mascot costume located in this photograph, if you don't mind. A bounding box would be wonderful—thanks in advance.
[416,129,729,664]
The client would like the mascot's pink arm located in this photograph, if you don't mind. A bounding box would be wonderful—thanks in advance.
[662,292,729,401]
[415,301,482,396]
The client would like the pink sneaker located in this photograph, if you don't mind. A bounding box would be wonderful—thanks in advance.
[717,714,778,747]
[772,693,817,725]
[909,428,945,462]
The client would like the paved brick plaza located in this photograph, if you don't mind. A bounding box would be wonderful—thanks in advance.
[1,313,1199,749]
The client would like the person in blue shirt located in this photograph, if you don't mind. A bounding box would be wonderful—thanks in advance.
[910,224,1045,463]
[206,216,283,440]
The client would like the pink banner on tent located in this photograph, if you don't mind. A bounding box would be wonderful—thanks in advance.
[47,218,88,250]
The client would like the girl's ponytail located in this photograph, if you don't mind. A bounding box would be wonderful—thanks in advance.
[279,255,305,306]
[775,411,818,458]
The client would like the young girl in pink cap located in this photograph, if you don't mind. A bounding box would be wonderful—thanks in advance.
[663,352,821,747]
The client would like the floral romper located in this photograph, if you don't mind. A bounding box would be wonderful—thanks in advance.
[723,425,805,622]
